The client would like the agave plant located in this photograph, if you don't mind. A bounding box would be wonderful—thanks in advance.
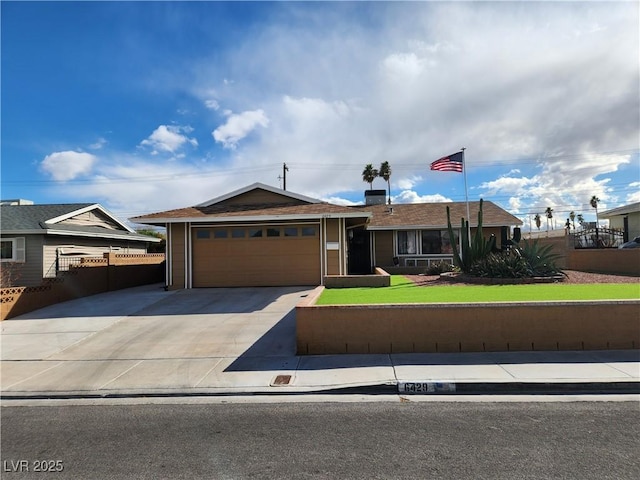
[518,239,564,277]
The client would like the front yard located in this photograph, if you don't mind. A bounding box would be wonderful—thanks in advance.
[316,275,640,305]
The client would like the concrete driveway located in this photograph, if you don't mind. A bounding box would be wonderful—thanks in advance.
[3,283,638,398]
[1,284,322,395]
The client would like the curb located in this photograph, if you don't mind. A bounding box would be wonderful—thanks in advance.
[2,381,638,401]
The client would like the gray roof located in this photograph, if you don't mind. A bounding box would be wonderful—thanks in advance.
[1,203,160,243]
[1,203,93,230]
[599,202,640,218]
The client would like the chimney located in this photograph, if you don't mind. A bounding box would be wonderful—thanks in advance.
[364,189,387,206]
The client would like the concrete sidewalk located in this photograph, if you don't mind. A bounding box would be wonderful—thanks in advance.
[1,284,639,399]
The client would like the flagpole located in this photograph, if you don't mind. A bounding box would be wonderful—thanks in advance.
[461,147,471,239]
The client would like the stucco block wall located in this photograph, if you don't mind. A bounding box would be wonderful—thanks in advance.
[296,296,639,354]
[567,248,640,276]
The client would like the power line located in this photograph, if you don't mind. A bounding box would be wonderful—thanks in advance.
[3,148,637,186]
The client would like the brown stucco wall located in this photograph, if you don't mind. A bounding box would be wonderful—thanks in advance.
[296,291,639,354]
[1,257,164,320]
[324,268,390,288]
[567,248,640,276]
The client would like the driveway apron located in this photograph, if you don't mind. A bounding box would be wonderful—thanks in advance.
[1,285,315,394]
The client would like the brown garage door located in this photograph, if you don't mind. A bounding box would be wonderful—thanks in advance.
[192,224,321,287]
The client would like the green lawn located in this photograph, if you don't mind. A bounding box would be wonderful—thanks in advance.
[316,275,640,305]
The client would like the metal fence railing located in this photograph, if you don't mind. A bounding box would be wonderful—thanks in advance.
[573,227,624,249]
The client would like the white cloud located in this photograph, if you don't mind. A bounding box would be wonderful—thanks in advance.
[205,99,219,110]
[396,176,423,190]
[37,2,639,218]
[89,137,108,150]
[212,109,269,149]
[393,190,452,204]
[321,196,362,206]
[627,186,640,204]
[479,175,539,197]
[140,125,198,154]
[40,151,97,181]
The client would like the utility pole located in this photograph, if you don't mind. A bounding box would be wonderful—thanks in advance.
[282,163,289,190]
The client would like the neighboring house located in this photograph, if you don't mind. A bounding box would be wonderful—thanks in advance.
[599,202,640,242]
[132,183,522,289]
[0,200,161,287]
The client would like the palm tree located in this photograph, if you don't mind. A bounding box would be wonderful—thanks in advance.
[569,210,576,231]
[534,213,541,231]
[590,195,600,226]
[379,161,392,204]
[362,164,378,190]
[545,207,553,234]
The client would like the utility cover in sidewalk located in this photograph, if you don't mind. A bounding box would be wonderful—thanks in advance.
[271,375,292,386]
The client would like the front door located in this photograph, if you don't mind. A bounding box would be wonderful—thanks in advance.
[348,228,371,274]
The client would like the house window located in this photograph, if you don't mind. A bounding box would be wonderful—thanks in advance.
[196,230,210,239]
[421,231,442,254]
[0,237,25,262]
[266,228,280,237]
[249,228,263,238]
[397,230,417,255]
[440,229,458,254]
[214,229,228,239]
[232,229,245,238]
[284,227,298,237]
[301,227,316,237]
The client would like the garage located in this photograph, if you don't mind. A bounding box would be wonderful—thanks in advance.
[192,223,321,287]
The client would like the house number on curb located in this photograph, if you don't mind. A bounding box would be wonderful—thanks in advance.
[398,381,456,394]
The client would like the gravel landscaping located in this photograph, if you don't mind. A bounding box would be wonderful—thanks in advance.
[407,270,640,287]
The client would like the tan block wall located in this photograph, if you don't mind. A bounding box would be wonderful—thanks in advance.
[296,294,640,354]
[1,260,164,320]
[324,268,390,288]
[567,249,640,276]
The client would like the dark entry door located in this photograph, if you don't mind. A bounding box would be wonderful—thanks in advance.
[348,228,371,274]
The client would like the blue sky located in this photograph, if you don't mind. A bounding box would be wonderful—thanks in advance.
[2,1,639,231]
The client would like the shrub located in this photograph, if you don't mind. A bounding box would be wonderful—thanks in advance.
[469,239,564,278]
[469,251,530,278]
[425,260,454,275]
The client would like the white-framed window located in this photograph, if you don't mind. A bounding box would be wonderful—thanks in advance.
[397,230,418,255]
[0,237,25,262]
[396,230,459,255]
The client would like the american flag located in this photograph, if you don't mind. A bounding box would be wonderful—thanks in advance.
[430,151,464,172]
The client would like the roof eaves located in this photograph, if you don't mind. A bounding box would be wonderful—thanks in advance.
[43,229,161,242]
[366,222,517,231]
[134,212,372,224]
[599,202,640,217]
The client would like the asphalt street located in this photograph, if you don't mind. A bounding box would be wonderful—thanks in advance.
[1,401,639,479]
